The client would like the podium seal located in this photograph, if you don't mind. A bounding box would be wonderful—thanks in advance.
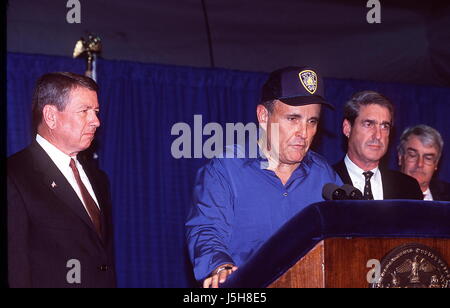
[371,243,450,288]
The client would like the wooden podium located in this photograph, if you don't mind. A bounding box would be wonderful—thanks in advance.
[269,237,450,288]
[221,200,450,288]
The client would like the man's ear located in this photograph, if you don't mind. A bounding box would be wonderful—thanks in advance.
[343,119,352,138]
[256,104,269,131]
[42,105,58,129]
[398,153,403,167]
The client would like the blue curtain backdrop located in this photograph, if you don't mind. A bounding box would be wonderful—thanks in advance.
[7,52,450,287]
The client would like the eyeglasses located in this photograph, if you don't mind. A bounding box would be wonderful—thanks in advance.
[405,150,438,165]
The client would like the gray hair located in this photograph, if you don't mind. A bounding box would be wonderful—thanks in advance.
[398,125,444,161]
[259,99,276,114]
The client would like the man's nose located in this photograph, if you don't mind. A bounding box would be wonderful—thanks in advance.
[90,111,101,127]
[416,155,425,168]
[295,122,307,138]
[373,125,382,140]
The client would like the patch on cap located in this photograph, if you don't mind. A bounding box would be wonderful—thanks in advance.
[298,70,318,94]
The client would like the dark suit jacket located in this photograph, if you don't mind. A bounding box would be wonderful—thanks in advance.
[333,160,423,200]
[429,178,450,201]
[7,141,116,288]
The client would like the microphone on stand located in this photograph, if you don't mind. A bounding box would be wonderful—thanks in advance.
[322,183,347,200]
[341,184,364,200]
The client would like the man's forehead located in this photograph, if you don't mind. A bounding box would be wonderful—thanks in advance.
[357,104,391,121]
[406,135,438,153]
[67,87,99,107]
[274,100,321,113]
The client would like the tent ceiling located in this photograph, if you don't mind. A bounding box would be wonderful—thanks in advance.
[7,0,450,86]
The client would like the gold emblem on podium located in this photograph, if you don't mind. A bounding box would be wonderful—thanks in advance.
[371,243,450,288]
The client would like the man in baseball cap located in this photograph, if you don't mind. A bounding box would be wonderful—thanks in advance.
[258,66,334,172]
[186,66,341,288]
[261,66,334,109]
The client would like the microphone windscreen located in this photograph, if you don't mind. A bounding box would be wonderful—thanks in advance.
[341,184,363,199]
[322,183,341,200]
[341,184,357,194]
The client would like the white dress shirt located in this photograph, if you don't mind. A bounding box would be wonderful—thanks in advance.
[344,155,384,200]
[422,188,433,201]
[36,134,100,210]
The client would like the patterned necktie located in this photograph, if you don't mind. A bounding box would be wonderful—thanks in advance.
[362,171,374,200]
[69,158,102,237]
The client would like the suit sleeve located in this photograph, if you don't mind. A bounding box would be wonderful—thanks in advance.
[103,173,117,282]
[7,175,32,287]
[407,176,424,200]
[185,159,235,282]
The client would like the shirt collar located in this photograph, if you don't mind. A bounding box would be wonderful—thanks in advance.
[423,188,433,201]
[344,154,379,179]
[36,134,77,168]
[254,140,314,172]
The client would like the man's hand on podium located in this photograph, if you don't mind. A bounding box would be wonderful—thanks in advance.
[203,263,238,288]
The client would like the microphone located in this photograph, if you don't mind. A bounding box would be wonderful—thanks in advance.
[322,183,347,200]
[341,184,364,200]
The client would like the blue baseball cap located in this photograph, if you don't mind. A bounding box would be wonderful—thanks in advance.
[261,66,334,109]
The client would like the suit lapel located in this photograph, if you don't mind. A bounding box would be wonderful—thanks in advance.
[78,156,108,241]
[334,160,353,186]
[29,141,100,237]
[380,168,392,199]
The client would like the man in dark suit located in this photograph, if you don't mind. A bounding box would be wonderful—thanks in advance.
[398,125,450,201]
[7,72,116,287]
[333,91,422,200]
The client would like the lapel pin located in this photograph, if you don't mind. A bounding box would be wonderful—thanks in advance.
[51,181,57,188]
